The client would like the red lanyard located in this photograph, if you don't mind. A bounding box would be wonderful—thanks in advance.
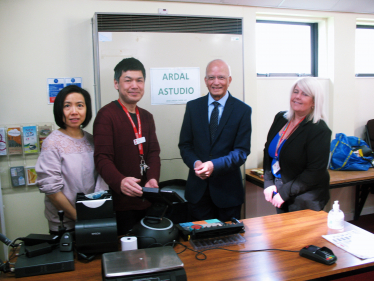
[275,117,305,158]
[117,99,144,155]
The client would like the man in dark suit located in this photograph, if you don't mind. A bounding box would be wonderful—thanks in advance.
[178,59,252,221]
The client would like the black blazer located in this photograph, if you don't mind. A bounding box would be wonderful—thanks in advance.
[263,111,332,211]
[179,93,252,208]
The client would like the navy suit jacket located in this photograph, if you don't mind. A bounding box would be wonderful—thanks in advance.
[178,93,252,208]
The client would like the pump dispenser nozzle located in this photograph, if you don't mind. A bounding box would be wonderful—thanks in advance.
[333,200,340,211]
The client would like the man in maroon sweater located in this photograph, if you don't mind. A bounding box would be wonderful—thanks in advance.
[93,57,161,235]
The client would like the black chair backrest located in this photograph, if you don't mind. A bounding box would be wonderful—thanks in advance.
[159,179,187,189]
[366,119,374,150]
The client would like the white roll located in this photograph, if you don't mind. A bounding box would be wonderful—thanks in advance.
[121,236,138,251]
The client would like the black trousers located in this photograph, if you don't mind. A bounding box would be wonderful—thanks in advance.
[115,209,147,236]
[188,187,241,222]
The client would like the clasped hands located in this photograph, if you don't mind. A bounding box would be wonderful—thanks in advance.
[120,177,158,197]
[194,160,214,180]
[264,185,285,208]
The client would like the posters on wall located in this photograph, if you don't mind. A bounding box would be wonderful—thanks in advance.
[23,126,38,154]
[26,166,37,186]
[47,78,64,104]
[10,166,26,187]
[38,125,53,150]
[47,77,82,104]
[7,127,22,155]
[2,125,53,188]
[65,77,82,87]
[150,67,200,105]
[0,127,6,156]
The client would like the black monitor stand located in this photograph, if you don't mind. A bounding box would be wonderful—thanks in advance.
[130,187,185,248]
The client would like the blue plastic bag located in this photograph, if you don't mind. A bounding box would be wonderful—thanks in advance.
[329,133,374,171]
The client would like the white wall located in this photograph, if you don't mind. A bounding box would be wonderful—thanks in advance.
[97,32,245,183]
[355,78,374,137]
[1,0,374,241]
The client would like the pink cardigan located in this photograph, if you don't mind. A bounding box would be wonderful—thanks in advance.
[36,130,108,231]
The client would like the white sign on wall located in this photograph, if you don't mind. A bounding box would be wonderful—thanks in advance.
[47,77,82,104]
[150,67,200,105]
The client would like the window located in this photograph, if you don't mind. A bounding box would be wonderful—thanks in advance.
[256,20,318,77]
[356,25,374,76]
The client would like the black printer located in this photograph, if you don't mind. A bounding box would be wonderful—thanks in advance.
[75,191,118,255]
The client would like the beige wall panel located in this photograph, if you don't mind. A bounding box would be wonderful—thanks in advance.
[98,31,243,180]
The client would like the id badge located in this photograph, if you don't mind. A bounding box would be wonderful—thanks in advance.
[272,160,281,174]
[134,137,146,145]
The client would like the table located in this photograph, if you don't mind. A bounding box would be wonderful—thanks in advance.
[2,210,374,280]
[177,210,374,280]
[246,168,374,220]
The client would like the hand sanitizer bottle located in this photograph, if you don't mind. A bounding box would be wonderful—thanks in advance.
[328,200,345,230]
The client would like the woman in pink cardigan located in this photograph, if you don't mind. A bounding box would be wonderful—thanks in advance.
[36,85,107,234]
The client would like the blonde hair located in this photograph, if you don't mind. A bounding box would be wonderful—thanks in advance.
[285,77,326,123]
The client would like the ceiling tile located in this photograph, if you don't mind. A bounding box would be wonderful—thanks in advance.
[279,0,341,11]
[234,0,284,7]
[332,0,374,14]
[154,0,374,14]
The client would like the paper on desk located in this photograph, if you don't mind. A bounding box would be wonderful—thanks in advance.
[322,229,374,259]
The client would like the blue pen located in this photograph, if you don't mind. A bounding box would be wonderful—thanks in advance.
[272,191,278,198]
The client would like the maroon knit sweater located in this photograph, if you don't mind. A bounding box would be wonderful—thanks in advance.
[93,101,161,211]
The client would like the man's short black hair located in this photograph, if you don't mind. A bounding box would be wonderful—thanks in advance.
[114,57,146,82]
[53,85,92,129]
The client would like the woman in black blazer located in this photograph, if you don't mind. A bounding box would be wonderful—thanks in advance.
[263,77,332,213]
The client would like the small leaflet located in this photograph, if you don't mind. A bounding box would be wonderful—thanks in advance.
[0,127,7,156]
[23,126,38,154]
[7,127,22,155]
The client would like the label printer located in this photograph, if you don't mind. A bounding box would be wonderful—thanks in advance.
[75,191,118,255]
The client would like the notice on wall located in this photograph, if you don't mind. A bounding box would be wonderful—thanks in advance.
[65,77,82,87]
[150,67,200,105]
[47,77,82,104]
[47,78,64,104]
[0,127,7,156]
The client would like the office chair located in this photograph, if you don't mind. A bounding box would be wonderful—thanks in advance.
[365,119,374,150]
[365,120,374,194]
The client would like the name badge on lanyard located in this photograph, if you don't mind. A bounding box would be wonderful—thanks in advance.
[272,161,281,174]
[117,99,149,176]
[273,117,305,175]
[134,137,146,145]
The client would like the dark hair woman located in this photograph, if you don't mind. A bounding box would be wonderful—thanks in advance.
[36,85,107,234]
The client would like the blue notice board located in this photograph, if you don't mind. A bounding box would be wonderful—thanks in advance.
[47,77,82,104]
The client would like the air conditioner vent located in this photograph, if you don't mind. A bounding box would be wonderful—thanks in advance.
[97,14,242,35]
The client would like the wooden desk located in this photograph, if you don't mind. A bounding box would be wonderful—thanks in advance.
[177,210,374,280]
[2,210,374,280]
[246,169,374,220]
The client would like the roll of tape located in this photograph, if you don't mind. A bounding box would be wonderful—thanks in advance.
[121,236,138,251]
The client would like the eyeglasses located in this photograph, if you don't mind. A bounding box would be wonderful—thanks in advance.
[207,76,228,81]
